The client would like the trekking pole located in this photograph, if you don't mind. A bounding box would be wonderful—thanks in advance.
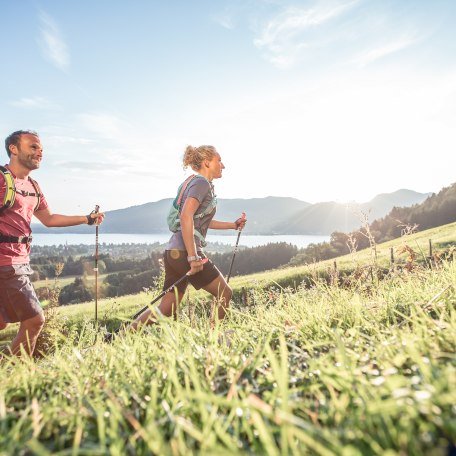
[226,212,246,283]
[130,273,188,321]
[93,205,100,323]
[129,258,209,322]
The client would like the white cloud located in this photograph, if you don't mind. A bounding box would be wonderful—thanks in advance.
[352,35,418,67]
[212,11,236,30]
[10,96,60,110]
[38,11,70,70]
[254,1,359,68]
[78,112,129,140]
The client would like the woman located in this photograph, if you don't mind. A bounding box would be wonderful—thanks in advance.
[131,145,246,330]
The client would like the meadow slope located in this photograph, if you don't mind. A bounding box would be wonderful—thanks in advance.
[0,228,455,454]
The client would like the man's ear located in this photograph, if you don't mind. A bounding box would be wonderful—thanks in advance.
[8,144,18,156]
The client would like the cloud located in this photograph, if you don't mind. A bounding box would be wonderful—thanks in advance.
[38,11,70,70]
[78,112,131,140]
[56,160,125,173]
[254,1,359,68]
[352,35,418,67]
[212,11,236,30]
[10,96,60,110]
[45,135,96,146]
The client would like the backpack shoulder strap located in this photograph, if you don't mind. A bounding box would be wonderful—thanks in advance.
[27,176,42,211]
[0,165,16,213]
[176,174,196,209]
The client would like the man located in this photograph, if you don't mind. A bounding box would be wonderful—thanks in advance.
[0,130,104,356]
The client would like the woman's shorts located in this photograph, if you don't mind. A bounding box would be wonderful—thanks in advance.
[163,250,220,293]
[0,264,43,323]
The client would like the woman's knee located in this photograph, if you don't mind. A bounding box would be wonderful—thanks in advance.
[223,285,233,303]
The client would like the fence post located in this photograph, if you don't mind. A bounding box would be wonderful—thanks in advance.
[390,247,394,266]
[429,239,433,258]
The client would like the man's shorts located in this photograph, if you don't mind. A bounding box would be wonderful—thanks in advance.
[0,264,43,323]
[163,250,220,294]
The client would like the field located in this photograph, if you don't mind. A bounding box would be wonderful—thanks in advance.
[0,223,455,454]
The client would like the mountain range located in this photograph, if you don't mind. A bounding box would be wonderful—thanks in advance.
[32,189,431,235]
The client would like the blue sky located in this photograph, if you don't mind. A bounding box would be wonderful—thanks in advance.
[1,0,456,213]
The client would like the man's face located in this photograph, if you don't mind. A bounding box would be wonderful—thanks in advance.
[11,134,43,170]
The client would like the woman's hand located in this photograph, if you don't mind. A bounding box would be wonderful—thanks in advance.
[187,258,207,275]
[234,212,247,231]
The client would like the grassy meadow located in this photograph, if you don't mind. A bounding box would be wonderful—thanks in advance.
[0,223,455,454]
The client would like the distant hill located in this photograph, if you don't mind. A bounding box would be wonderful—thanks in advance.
[272,189,431,234]
[32,190,430,235]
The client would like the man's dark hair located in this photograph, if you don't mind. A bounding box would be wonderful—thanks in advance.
[5,130,39,157]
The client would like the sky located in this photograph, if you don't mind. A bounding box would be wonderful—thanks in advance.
[1,0,456,214]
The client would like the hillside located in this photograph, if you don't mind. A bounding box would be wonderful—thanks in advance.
[272,189,431,234]
[0,224,454,454]
[31,189,429,235]
[38,220,456,323]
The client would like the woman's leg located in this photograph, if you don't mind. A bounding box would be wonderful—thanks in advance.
[130,288,186,331]
[202,274,232,322]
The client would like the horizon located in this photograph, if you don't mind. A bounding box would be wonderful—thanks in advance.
[28,187,434,218]
[2,1,456,213]
[96,186,434,213]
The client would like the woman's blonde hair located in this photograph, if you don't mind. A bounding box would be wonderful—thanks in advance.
[183,145,217,171]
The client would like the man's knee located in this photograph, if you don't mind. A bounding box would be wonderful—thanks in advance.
[21,313,45,333]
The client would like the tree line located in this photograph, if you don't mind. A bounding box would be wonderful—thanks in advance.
[34,242,299,305]
[290,182,456,266]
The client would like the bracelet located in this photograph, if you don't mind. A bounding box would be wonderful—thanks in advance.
[187,255,201,262]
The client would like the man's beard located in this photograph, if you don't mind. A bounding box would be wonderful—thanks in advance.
[17,149,40,170]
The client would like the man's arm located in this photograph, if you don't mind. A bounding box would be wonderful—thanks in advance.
[180,197,200,258]
[34,207,104,227]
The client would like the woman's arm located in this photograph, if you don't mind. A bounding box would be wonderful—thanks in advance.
[209,213,247,231]
[209,220,236,230]
[180,197,204,274]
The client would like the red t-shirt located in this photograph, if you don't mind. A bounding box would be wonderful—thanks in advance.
[0,166,48,266]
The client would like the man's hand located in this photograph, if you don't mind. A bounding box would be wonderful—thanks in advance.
[234,212,247,231]
[87,211,105,225]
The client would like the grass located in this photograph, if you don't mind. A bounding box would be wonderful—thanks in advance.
[0,222,455,454]
[32,269,133,289]
[0,260,455,453]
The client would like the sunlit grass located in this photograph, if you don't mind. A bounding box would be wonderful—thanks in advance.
[1,258,455,454]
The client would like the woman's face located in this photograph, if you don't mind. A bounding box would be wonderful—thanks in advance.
[207,152,225,179]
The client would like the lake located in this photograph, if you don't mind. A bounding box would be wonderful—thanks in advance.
[31,233,329,249]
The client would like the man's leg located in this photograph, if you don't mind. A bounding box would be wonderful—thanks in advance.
[10,313,45,356]
[0,313,7,331]
[202,275,232,322]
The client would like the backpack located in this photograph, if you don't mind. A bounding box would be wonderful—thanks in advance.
[0,165,42,214]
[167,174,217,246]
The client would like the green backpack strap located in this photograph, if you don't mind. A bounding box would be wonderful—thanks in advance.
[167,174,197,232]
[167,174,217,247]
[0,165,16,214]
